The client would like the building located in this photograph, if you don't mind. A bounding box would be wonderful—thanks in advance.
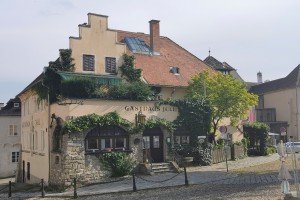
[18,13,244,186]
[0,98,21,178]
[249,65,300,141]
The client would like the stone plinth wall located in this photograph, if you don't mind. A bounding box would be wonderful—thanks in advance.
[50,132,141,187]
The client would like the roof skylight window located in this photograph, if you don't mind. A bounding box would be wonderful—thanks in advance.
[124,37,151,55]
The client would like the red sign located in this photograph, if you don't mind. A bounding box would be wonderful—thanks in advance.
[219,126,227,133]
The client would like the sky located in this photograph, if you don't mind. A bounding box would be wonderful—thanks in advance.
[1,0,300,104]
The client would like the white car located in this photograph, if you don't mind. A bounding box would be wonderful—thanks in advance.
[285,142,300,153]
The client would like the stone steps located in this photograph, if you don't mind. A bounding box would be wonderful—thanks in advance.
[151,162,176,174]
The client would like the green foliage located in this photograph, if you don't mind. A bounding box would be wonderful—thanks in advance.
[241,138,248,155]
[159,98,212,146]
[107,81,153,101]
[61,77,98,98]
[119,54,142,82]
[243,122,270,156]
[133,117,175,134]
[63,112,132,134]
[187,70,258,139]
[266,146,277,155]
[43,67,63,103]
[49,49,75,72]
[193,141,213,166]
[99,152,135,177]
[31,83,48,104]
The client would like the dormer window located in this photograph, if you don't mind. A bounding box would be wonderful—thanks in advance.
[170,67,180,75]
[14,103,19,108]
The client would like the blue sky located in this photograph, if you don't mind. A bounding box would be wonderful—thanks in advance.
[1,0,300,104]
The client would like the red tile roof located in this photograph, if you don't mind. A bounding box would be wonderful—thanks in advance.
[117,30,214,87]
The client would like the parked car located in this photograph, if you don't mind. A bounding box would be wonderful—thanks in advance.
[285,142,300,153]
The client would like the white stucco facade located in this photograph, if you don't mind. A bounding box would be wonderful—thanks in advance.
[0,115,21,178]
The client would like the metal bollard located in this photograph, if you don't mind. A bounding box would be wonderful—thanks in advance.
[8,181,12,198]
[184,166,189,186]
[73,178,78,199]
[41,179,45,198]
[132,173,137,192]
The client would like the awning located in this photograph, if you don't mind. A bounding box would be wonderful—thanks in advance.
[57,71,122,86]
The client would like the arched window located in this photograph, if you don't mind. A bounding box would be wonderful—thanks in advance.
[85,125,129,153]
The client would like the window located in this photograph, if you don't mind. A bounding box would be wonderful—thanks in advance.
[41,130,45,151]
[170,67,180,75]
[101,138,112,150]
[174,136,190,145]
[83,54,95,71]
[12,152,19,163]
[105,57,117,73]
[9,125,18,136]
[14,103,19,108]
[143,136,150,149]
[153,136,160,148]
[34,96,38,112]
[87,138,98,150]
[34,131,38,150]
[85,125,129,152]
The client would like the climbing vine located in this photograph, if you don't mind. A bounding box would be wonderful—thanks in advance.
[63,112,132,134]
[119,54,142,82]
[157,98,212,146]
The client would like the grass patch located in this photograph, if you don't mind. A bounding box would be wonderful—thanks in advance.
[232,155,295,174]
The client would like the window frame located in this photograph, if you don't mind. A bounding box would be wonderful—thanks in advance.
[12,152,20,163]
[82,54,95,71]
[105,57,117,74]
[9,125,18,136]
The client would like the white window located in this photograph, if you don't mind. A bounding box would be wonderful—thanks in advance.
[12,152,19,163]
[101,138,112,150]
[143,136,150,149]
[14,103,19,108]
[9,125,18,136]
[41,130,45,151]
[34,96,38,112]
[34,131,38,150]
[41,99,46,111]
[153,136,160,148]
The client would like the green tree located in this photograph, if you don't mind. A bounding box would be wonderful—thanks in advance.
[187,70,258,142]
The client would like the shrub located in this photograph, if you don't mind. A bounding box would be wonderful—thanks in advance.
[266,146,277,155]
[99,152,135,177]
[61,77,97,98]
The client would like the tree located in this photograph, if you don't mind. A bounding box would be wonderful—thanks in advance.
[187,70,258,142]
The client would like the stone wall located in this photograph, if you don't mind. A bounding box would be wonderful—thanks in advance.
[49,131,141,187]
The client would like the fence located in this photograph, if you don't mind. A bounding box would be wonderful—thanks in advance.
[212,144,245,164]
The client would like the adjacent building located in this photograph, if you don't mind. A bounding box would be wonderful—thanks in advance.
[249,65,300,140]
[0,98,21,178]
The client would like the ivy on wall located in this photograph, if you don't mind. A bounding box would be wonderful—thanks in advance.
[63,112,132,134]
[157,98,212,146]
[63,111,175,135]
[119,54,142,82]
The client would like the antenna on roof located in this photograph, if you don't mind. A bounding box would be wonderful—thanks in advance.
[209,48,211,56]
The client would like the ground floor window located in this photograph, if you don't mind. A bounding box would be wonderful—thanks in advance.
[12,152,19,163]
[174,136,190,145]
[85,125,129,152]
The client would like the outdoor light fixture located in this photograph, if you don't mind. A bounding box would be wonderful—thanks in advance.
[136,111,146,125]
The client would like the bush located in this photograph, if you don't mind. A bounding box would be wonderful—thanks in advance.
[61,77,97,98]
[266,146,277,155]
[99,152,135,177]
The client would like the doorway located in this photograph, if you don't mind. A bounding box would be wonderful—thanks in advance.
[143,127,164,163]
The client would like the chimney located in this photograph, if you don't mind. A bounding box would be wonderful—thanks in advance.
[257,71,263,84]
[149,20,160,55]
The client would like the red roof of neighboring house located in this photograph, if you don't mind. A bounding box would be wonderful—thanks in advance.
[117,30,214,87]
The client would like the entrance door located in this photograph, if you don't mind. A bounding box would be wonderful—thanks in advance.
[143,127,163,163]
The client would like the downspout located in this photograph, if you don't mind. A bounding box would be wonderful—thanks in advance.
[42,67,51,185]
